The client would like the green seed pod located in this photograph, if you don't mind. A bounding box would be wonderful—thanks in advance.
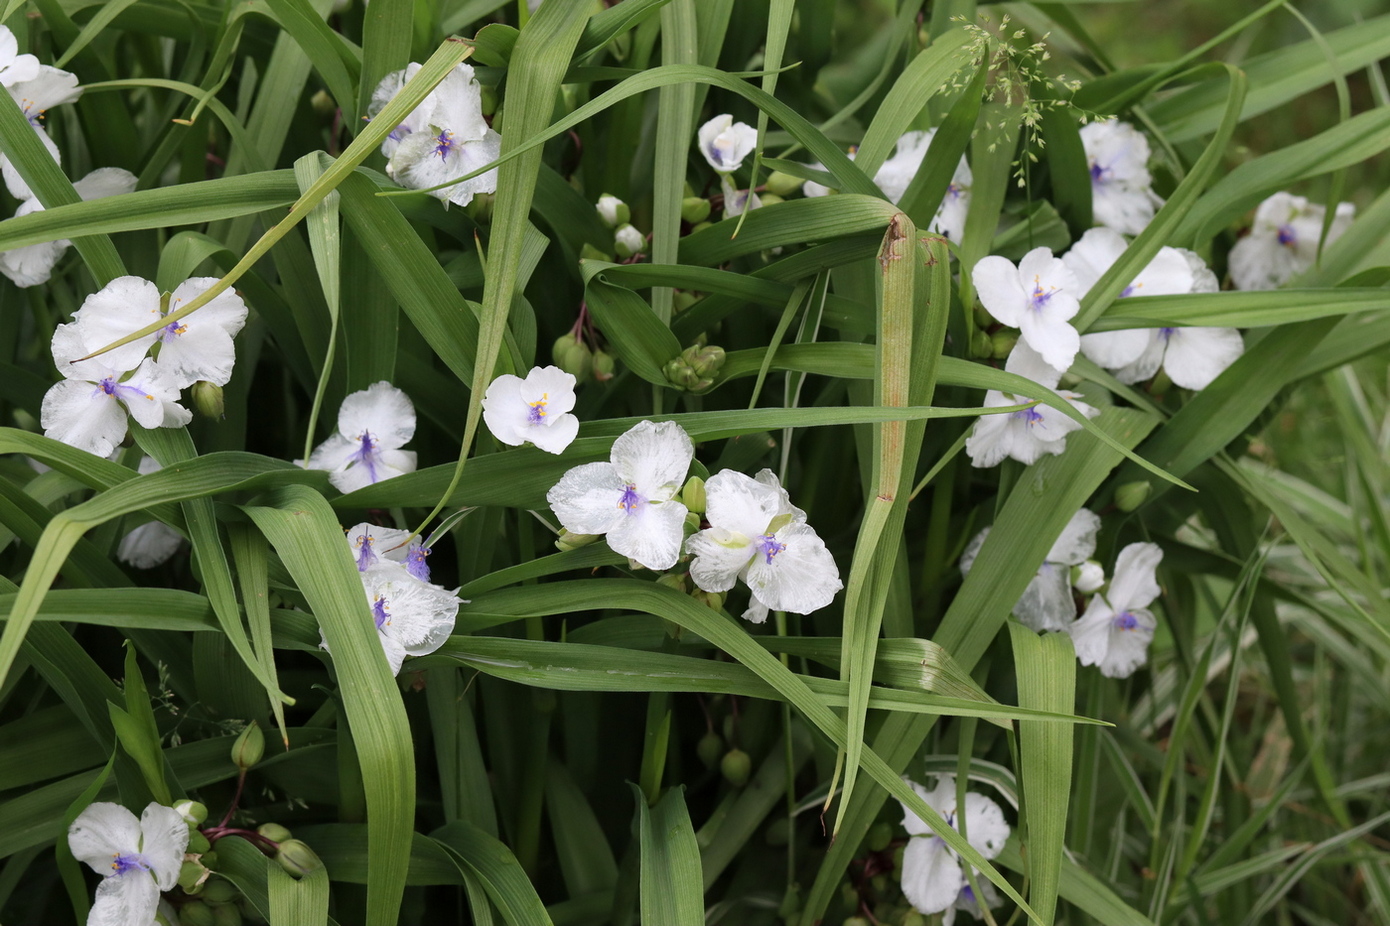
[720,748,751,787]
[683,511,702,534]
[696,732,723,769]
[970,330,994,359]
[591,349,616,382]
[580,241,613,262]
[765,170,803,198]
[1115,480,1152,513]
[186,829,211,854]
[200,850,219,869]
[192,381,225,420]
[211,902,243,926]
[690,589,724,612]
[202,879,239,905]
[274,839,325,877]
[672,290,700,313]
[555,529,600,553]
[231,721,264,771]
[866,821,893,853]
[655,572,688,593]
[174,800,208,825]
[551,333,593,382]
[990,328,1020,360]
[680,476,707,514]
[256,822,292,844]
[680,196,711,224]
[758,193,785,207]
[180,902,217,926]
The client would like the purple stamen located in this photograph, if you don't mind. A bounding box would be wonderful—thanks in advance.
[388,124,411,142]
[961,885,975,903]
[1090,161,1107,184]
[755,533,787,565]
[96,377,154,404]
[158,320,186,344]
[372,596,390,630]
[618,485,643,513]
[947,182,962,199]
[355,534,376,572]
[1013,407,1045,427]
[406,545,431,582]
[354,431,380,483]
[1276,224,1296,246]
[111,853,152,876]
[1159,327,1175,341]
[434,130,455,160]
[1029,276,1057,311]
[527,395,548,424]
[1113,611,1138,631]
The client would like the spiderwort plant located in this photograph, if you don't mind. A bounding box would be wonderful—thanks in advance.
[1080,118,1163,236]
[965,341,1097,468]
[972,247,1082,373]
[67,802,189,926]
[304,382,419,492]
[1068,542,1164,678]
[896,777,1010,918]
[482,365,580,454]
[1229,191,1355,291]
[961,508,1102,632]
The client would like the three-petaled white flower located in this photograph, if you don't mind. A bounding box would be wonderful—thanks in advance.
[973,247,1081,372]
[369,62,502,207]
[0,25,81,201]
[897,776,1010,918]
[344,521,433,582]
[1228,191,1355,291]
[327,563,460,676]
[41,324,190,459]
[67,276,249,389]
[117,457,185,569]
[965,341,1098,469]
[875,129,973,239]
[697,114,757,174]
[305,381,418,493]
[686,469,842,623]
[67,801,189,926]
[482,365,579,454]
[1080,118,1163,236]
[1067,541,1163,678]
[547,420,694,570]
[719,175,761,218]
[0,167,137,287]
[960,508,1102,632]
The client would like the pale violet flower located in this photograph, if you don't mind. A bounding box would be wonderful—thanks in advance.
[874,129,972,240]
[1065,227,1193,371]
[547,420,693,570]
[67,801,188,926]
[897,776,1010,917]
[973,247,1081,372]
[960,508,1101,632]
[42,325,190,458]
[1229,191,1355,291]
[369,62,501,207]
[720,175,761,218]
[0,167,137,287]
[686,469,842,623]
[345,521,432,581]
[323,563,460,676]
[482,365,579,454]
[305,381,418,493]
[943,881,1002,926]
[117,457,184,569]
[67,276,248,389]
[0,26,39,88]
[698,114,757,174]
[1,61,82,200]
[1080,118,1163,236]
[1068,541,1163,678]
[965,341,1098,469]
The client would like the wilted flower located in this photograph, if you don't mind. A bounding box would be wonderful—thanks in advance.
[960,508,1102,632]
[965,341,1097,469]
[973,247,1082,372]
[686,469,842,623]
[897,776,1010,917]
[1068,542,1163,678]
[547,420,694,570]
[1229,191,1355,291]
[482,365,580,454]
[304,381,418,493]
[0,167,136,287]
[1080,119,1163,236]
[68,801,189,926]
[697,114,757,173]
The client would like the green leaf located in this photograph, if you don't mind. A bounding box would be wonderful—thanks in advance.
[432,822,556,926]
[634,785,703,926]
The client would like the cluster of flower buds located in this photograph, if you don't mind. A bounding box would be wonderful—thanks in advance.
[664,344,726,393]
[592,192,647,259]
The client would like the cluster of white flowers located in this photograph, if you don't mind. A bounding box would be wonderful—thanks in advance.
[961,508,1164,678]
[329,521,463,675]
[369,62,501,207]
[897,776,1010,922]
[964,340,1096,468]
[303,381,418,493]
[1229,191,1355,290]
[68,801,188,926]
[41,276,248,458]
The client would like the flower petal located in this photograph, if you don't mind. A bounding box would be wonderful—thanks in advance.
[704,469,781,539]
[481,374,528,446]
[41,379,127,458]
[1161,327,1244,390]
[69,276,163,375]
[1067,596,1116,669]
[547,462,627,535]
[958,527,990,576]
[527,413,579,454]
[1099,605,1156,678]
[139,802,190,888]
[1013,563,1076,632]
[0,124,58,200]
[964,393,1016,469]
[685,528,754,594]
[328,449,417,493]
[610,420,693,501]
[971,256,1026,326]
[1018,305,1080,372]
[1048,508,1101,565]
[69,802,142,873]
[117,522,184,569]
[89,868,160,926]
[962,792,1010,860]
[901,836,964,915]
[743,521,842,615]
[1109,541,1163,610]
[306,433,357,475]
[520,365,578,417]
[337,381,416,450]
[607,497,688,570]
[1080,328,1153,371]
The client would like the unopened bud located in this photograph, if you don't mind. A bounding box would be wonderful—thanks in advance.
[256,822,292,844]
[595,193,629,228]
[690,588,724,612]
[187,829,211,854]
[655,572,688,593]
[1073,560,1105,593]
[212,903,243,926]
[683,511,701,534]
[1150,368,1173,395]
[555,529,600,553]
[202,879,238,905]
[973,305,994,328]
[199,850,218,869]
[970,330,993,359]
[231,721,264,770]
[758,193,784,207]
[765,170,802,198]
[688,221,713,234]
[866,821,893,852]
[672,290,700,313]
[696,731,723,769]
[614,224,646,259]
[720,748,751,787]
[274,839,324,877]
[591,349,616,382]
[179,859,212,892]
[466,192,495,222]
[551,333,593,381]
[310,90,336,117]
[180,901,217,926]
[480,84,498,117]
[991,328,1019,360]
[680,196,711,224]
[580,241,612,262]
[175,800,208,825]
[1115,481,1151,513]
[192,381,224,419]
[680,476,706,514]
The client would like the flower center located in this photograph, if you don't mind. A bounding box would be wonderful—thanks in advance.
[372,595,391,629]
[710,134,737,168]
[1089,160,1108,184]
[111,852,152,876]
[755,533,787,565]
[1113,610,1139,631]
[158,320,187,344]
[434,130,455,160]
[1012,406,1045,427]
[527,394,548,424]
[1029,275,1058,311]
[97,377,153,404]
[354,533,376,571]
[947,182,963,199]
[960,885,975,903]
[388,123,411,142]
[21,98,42,128]
[407,545,431,582]
[354,430,381,483]
[1120,281,1142,298]
[618,484,643,513]
[1276,224,1296,246]
[1159,327,1175,341]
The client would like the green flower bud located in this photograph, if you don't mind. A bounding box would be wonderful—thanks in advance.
[672,290,700,314]
[973,305,994,329]
[655,572,688,593]
[180,902,217,926]
[580,242,613,262]
[199,850,218,869]
[480,84,498,117]
[596,193,629,228]
[691,588,724,612]
[591,349,616,382]
[613,224,646,259]
[970,330,993,359]
[179,859,211,892]
[1150,368,1173,395]
[1072,560,1105,593]
[1115,480,1152,513]
[901,912,927,926]
[866,821,893,853]
[231,721,264,771]
[765,170,803,198]
[680,476,706,514]
[696,732,723,769]
[843,917,872,926]
[758,193,784,207]
[990,328,1019,360]
[688,221,712,234]
[683,511,702,534]
[274,839,324,877]
[555,529,600,553]
[680,197,712,224]
[175,800,208,825]
[256,822,292,844]
[551,333,593,382]
[778,882,802,920]
[309,89,336,117]
[192,381,224,419]
[690,344,726,378]
[212,902,243,926]
[202,879,239,905]
[720,748,751,787]
[187,829,211,854]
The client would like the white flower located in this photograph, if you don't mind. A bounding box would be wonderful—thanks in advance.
[801,154,845,198]
[1080,118,1163,236]
[1066,227,1193,371]
[1073,560,1106,594]
[944,881,1002,926]
[897,776,1010,917]
[719,175,761,218]
[1228,191,1355,291]
[304,381,418,493]
[595,193,627,228]
[66,275,249,389]
[67,801,188,926]
[326,564,460,676]
[965,341,1098,469]
[547,420,693,570]
[0,26,39,89]
[369,62,501,207]
[873,130,972,240]
[1,63,82,200]
[0,167,137,287]
[42,325,190,458]
[960,508,1101,632]
[1112,325,1245,391]
[482,365,579,454]
[344,521,432,581]
[116,457,185,569]
[698,114,757,173]
[1068,541,1162,678]
[613,223,646,258]
[973,247,1082,372]
[686,469,842,622]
